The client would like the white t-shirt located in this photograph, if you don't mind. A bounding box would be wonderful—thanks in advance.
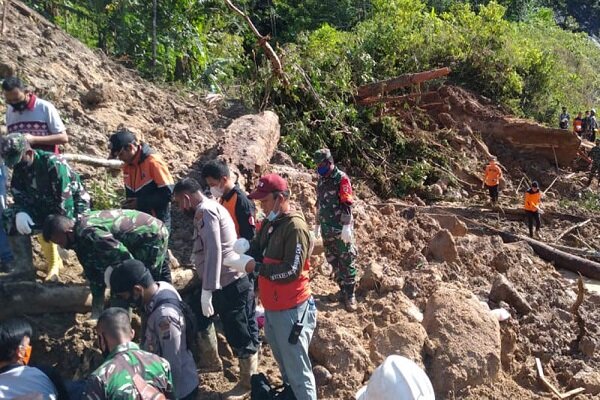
[0,365,57,400]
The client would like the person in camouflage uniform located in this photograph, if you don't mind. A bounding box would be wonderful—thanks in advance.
[82,307,175,400]
[42,209,169,318]
[0,133,90,281]
[587,139,600,186]
[314,148,358,312]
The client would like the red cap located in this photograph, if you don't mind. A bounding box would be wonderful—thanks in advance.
[248,173,288,200]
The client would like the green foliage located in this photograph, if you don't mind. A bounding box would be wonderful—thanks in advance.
[560,192,600,213]
[88,172,124,210]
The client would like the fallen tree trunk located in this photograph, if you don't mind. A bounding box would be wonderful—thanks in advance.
[457,215,600,280]
[61,154,123,170]
[0,268,198,318]
[356,67,451,100]
[357,91,438,106]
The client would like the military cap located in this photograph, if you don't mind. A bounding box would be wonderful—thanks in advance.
[0,133,28,167]
[314,148,334,164]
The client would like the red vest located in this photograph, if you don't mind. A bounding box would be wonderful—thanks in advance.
[259,256,311,311]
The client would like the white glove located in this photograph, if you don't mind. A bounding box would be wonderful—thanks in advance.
[104,266,114,289]
[233,238,250,255]
[223,253,253,273]
[341,224,353,244]
[313,225,321,238]
[15,212,34,235]
[201,289,214,318]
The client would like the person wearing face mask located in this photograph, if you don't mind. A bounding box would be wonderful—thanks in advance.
[108,128,175,283]
[41,210,169,320]
[2,77,68,153]
[173,178,259,400]
[109,260,199,400]
[82,308,175,399]
[0,318,68,400]
[201,159,256,242]
[229,173,317,400]
[0,133,90,282]
[314,148,358,312]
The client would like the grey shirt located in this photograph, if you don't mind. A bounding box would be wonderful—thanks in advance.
[192,198,245,291]
[143,282,199,399]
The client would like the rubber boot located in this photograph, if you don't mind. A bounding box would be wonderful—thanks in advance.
[196,324,223,372]
[344,284,358,312]
[223,352,259,400]
[38,235,63,282]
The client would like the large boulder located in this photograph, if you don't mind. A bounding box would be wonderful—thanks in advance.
[369,316,427,367]
[423,284,501,396]
[431,215,468,237]
[309,319,372,384]
[425,229,458,263]
[489,274,532,315]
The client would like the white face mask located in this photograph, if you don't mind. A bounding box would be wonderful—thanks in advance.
[210,185,224,198]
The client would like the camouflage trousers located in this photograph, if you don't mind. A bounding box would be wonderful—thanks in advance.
[323,234,357,286]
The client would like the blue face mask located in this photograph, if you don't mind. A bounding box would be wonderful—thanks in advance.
[267,197,280,221]
[317,164,331,176]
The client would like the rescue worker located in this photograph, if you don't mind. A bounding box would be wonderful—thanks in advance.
[524,181,542,239]
[583,111,591,137]
[587,139,600,186]
[482,157,502,205]
[573,112,584,137]
[108,128,174,282]
[42,210,169,319]
[589,109,598,142]
[230,173,317,400]
[314,149,357,311]
[559,107,570,129]
[81,308,175,399]
[173,178,259,400]
[109,260,199,400]
[3,77,70,280]
[201,159,256,241]
[0,133,90,281]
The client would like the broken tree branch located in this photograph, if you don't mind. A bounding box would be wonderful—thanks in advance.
[571,275,586,346]
[535,358,585,399]
[357,91,438,106]
[223,0,287,85]
[543,176,559,195]
[456,214,600,280]
[356,67,451,100]
[61,154,123,170]
[554,219,591,243]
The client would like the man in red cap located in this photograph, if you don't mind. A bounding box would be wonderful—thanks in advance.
[228,173,317,400]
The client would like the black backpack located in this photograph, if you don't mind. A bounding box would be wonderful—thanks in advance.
[149,297,198,350]
[251,373,297,400]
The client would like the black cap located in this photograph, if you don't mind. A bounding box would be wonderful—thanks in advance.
[109,259,150,294]
[531,181,539,188]
[108,129,136,159]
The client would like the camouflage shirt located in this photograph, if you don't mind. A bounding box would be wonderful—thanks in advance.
[590,146,600,167]
[9,149,90,226]
[72,210,169,288]
[316,167,353,235]
[82,342,175,400]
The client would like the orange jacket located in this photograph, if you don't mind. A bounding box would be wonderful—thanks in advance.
[484,163,502,187]
[574,118,583,133]
[524,189,541,212]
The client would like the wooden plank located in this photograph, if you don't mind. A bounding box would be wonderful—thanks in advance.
[356,67,451,100]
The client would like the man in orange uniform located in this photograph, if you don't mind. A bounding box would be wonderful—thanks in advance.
[482,157,502,205]
[201,160,256,242]
[524,181,542,238]
[573,112,584,137]
[108,128,174,282]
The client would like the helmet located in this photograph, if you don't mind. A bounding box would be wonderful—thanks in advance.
[592,108,596,115]
[0,133,28,167]
[355,356,435,400]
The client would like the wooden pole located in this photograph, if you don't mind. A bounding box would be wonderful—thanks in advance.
[61,154,123,169]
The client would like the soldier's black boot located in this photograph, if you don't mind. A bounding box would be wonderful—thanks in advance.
[343,284,357,312]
